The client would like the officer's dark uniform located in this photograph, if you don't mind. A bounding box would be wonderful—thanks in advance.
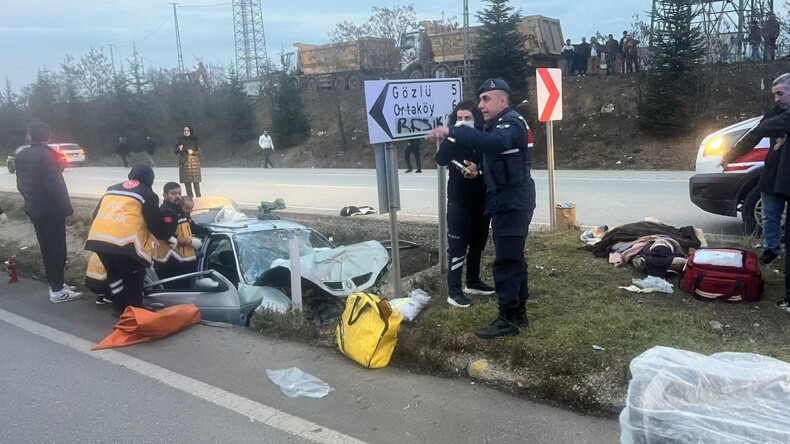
[447,79,536,337]
[85,165,170,314]
[435,126,490,300]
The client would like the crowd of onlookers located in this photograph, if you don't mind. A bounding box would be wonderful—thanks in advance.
[562,31,641,76]
[562,12,782,76]
[747,13,781,61]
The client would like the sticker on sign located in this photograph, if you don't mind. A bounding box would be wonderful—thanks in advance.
[365,78,462,144]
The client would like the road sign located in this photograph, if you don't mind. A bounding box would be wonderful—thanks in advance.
[536,68,562,122]
[365,78,462,144]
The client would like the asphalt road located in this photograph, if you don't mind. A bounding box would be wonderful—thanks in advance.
[0,279,620,443]
[0,166,745,235]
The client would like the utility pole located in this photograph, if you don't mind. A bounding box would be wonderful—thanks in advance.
[171,2,185,74]
[463,0,470,83]
[108,44,117,77]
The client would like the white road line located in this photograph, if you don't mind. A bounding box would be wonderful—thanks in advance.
[274,184,427,192]
[0,308,367,444]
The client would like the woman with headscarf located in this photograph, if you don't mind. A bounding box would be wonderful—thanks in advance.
[174,126,202,197]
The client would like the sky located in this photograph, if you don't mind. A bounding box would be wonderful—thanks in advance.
[0,0,655,90]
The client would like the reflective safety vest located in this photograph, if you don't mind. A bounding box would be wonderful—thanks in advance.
[153,215,196,263]
[86,253,107,283]
[86,183,160,266]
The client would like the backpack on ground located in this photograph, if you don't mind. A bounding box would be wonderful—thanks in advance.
[681,248,763,302]
[336,292,403,368]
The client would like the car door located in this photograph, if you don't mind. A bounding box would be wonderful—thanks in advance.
[143,270,244,325]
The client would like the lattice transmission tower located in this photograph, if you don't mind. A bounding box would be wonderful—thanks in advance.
[232,0,269,79]
[651,0,774,62]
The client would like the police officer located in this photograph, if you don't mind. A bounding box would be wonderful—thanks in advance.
[428,78,536,338]
[436,100,495,308]
[85,165,173,316]
[153,182,204,282]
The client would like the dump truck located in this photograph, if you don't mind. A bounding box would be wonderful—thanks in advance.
[401,15,565,79]
[282,37,398,92]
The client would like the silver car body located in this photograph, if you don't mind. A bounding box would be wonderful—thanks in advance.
[143,217,389,326]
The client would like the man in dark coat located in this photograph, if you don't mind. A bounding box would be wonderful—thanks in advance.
[116,136,130,168]
[720,106,786,264]
[575,37,590,76]
[720,73,790,314]
[15,122,82,303]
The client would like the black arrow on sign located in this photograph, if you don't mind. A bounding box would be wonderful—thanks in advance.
[369,83,393,139]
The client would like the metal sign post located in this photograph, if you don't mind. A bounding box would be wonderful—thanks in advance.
[437,140,448,274]
[536,68,563,231]
[365,78,462,293]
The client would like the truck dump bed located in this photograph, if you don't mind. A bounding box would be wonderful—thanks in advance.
[294,38,397,75]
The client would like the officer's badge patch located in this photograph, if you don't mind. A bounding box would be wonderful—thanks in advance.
[164,216,173,223]
[123,180,140,189]
[495,123,511,129]
[489,80,495,88]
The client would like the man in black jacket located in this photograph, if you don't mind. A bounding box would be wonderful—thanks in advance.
[15,122,82,303]
[435,101,494,308]
[721,73,790,265]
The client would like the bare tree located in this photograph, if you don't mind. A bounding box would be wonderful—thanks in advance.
[78,46,113,100]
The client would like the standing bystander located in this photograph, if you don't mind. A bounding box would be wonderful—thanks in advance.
[15,122,82,302]
[144,135,157,167]
[764,13,780,61]
[720,75,790,265]
[116,136,130,168]
[258,130,275,168]
[748,19,763,60]
[562,39,575,76]
[404,138,422,173]
[175,126,202,197]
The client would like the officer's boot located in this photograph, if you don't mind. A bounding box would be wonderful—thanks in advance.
[514,300,528,329]
[475,307,519,339]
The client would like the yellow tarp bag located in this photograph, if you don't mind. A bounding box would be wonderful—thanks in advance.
[336,292,403,369]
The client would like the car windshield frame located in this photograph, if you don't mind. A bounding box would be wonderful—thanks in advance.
[233,228,333,285]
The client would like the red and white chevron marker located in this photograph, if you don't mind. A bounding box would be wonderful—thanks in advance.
[536,67,563,230]
[536,68,563,122]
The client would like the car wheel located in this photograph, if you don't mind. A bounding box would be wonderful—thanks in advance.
[742,187,762,236]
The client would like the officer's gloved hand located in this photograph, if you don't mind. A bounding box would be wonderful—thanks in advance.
[0,213,7,224]
[167,236,178,249]
[191,237,203,250]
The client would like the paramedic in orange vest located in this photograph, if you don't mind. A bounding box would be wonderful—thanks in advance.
[153,182,204,281]
[85,165,173,316]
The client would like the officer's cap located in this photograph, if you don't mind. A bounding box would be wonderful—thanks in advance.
[478,78,510,96]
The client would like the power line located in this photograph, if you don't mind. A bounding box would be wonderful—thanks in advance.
[180,2,231,8]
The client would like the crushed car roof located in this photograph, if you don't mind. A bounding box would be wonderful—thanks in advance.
[205,218,310,234]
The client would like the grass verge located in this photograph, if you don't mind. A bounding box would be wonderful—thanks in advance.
[254,230,790,416]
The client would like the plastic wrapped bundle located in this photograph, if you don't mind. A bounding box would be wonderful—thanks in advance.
[620,346,790,444]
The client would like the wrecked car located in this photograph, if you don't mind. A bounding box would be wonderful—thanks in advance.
[143,215,390,326]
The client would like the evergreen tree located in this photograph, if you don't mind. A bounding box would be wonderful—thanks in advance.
[637,0,705,135]
[270,72,310,148]
[219,69,258,144]
[475,0,530,100]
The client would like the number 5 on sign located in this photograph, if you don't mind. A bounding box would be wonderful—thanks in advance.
[536,68,562,122]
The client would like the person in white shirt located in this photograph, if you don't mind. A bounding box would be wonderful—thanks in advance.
[258,130,275,168]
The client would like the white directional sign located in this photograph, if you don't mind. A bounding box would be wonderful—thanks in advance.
[365,78,462,144]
